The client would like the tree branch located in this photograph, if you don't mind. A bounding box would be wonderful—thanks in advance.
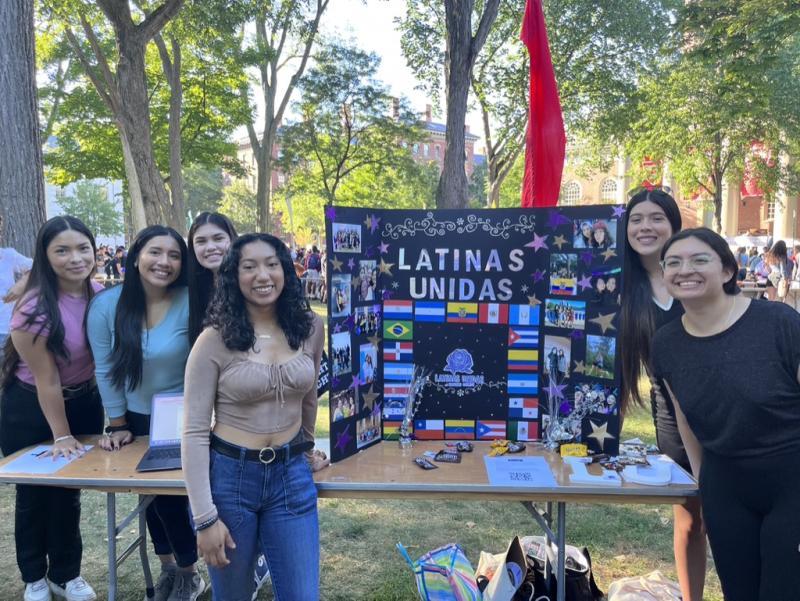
[63,26,116,112]
[469,0,501,68]
[137,0,185,42]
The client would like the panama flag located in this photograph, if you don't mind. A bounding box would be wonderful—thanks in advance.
[384,382,410,401]
[414,419,445,440]
[384,300,413,320]
[476,420,507,440]
[508,397,539,419]
[415,301,446,322]
[508,420,539,442]
[445,419,475,439]
[508,328,540,348]
[384,341,413,362]
[509,304,538,325]
[478,303,509,324]
[384,362,414,380]
[508,373,538,395]
[384,320,413,340]
[446,302,479,324]
[508,349,539,371]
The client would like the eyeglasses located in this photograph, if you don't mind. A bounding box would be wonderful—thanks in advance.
[659,254,716,272]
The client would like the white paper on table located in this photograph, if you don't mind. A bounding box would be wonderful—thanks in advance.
[483,455,558,488]
[0,445,93,475]
[652,454,696,485]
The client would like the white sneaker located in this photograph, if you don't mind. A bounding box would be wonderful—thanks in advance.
[48,576,96,601]
[24,579,52,601]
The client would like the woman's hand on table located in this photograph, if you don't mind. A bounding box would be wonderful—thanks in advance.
[198,520,236,568]
[47,435,85,460]
[309,449,330,472]
[99,430,133,451]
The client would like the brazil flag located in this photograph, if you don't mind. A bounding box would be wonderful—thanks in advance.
[383,320,413,340]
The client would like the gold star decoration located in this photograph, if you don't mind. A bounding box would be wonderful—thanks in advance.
[587,420,615,451]
[367,334,381,350]
[361,384,379,411]
[527,294,542,306]
[363,214,372,229]
[572,360,586,375]
[601,248,617,262]
[552,234,567,250]
[330,255,343,272]
[589,312,616,334]
[379,258,395,276]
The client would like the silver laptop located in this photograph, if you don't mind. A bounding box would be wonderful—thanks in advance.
[135,392,184,472]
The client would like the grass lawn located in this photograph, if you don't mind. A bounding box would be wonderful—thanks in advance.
[0,301,722,600]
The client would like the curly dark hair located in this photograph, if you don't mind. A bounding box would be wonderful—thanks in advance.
[205,233,314,351]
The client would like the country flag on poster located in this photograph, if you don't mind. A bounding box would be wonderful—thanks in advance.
[508,397,539,419]
[509,304,538,325]
[508,420,539,442]
[476,420,507,440]
[478,303,509,324]
[508,328,540,348]
[384,363,414,380]
[551,278,576,295]
[414,419,445,440]
[384,300,413,320]
[445,419,476,439]
[383,404,405,419]
[508,373,539,395]
[383,421,407,440]
[446,302,479,324]
[414,301,446,322]
[384,383,411,401]
[507,349,539,371]
[383,341,413,362]
[384,320,413,340]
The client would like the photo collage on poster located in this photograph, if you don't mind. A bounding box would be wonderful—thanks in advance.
[326,207,625,462]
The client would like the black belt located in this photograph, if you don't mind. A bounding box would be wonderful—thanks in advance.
[15,378,96,400]
[211,436,314,465]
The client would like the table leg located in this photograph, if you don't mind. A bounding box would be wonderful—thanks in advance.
[107,492,117,601]
[545,501,553,584]
[556,502,566,601]
[139,495,155,600]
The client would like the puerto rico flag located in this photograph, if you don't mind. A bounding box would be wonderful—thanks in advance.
[508,373,539,395]
[447,302,478,324]
[384,300,413,320]
[476,420,507,440]
[414,419,444,440]
[508,397,539,419]
[384,362,413,380]
[509,304,539,325]
[508,349,539,371]
[508,420,539,442]
[478,303,509,324]
[445,419,475,439]
[508,327,540,348]
[384,341,413,362]
[384,382,410,401]
[414,301,446,322]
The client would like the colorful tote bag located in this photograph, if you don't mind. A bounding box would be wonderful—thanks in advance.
[398,542,482,601]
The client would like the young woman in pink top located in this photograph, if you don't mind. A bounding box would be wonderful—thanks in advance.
[0,216,103,601]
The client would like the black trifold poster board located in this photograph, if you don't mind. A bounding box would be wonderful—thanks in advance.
[325,206,625,463]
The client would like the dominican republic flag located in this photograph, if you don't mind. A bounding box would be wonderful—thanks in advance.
[384,320,413,340]
[509,304,538,325]
[384,341,413,362]
[384,363,413,380]
[414,419,444,440]
[384,300,413,320]
[476,420,507,440]
[508,373,538,395]
[383,421,405,440]
[384,383,410,401]
[509,397,539,419]
[447,302,478,324]
[445,419,475,439]
[508,328,540,348]
[479,303,508,324]
[508,420,539,442]
[508,349,539,371]
[415,301,446,322]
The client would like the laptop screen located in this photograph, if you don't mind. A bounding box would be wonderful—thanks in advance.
[149,392,184,446]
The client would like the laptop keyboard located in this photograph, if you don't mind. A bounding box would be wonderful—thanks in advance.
[148,448,181,460]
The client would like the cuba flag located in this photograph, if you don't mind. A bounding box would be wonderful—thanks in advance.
[508,328,539,348]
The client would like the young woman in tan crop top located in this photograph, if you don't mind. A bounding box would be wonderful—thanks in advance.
[182,233,327,601]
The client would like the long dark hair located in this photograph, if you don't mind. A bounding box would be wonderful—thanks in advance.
[187,212,237,344]
[1,216,97,385]
[619,189,682,412]
[661,228,741,295]
[205,233,314,351]
[104,225,187,391]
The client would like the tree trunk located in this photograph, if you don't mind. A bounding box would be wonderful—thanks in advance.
[119,128,148,234]
[256,147,272,233]
[165,38,184,233]
[0,0,46,256]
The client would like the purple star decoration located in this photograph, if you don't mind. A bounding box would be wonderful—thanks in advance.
[570,330,584,341]
[577,274,593,291]
[333,323,342,334]
[559,401,572,415]
[379,242,390,254]
[325,206,336,221]
[382,289,394,300]
[546,380,567,402]
[372,402,382,418]
[369,215,381,234]
[334,424,352,453]
[580,250,594,266]
[365,246,375,258]
[547,211,571,229]
[347,257,356,270]
[350,372,362,391]
[611,205,626,218]
[531,268,546,284]
[524,233,549,252]
[343,315,355,331]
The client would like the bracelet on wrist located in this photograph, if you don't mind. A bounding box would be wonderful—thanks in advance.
[104,424,130,434]
[196,516,218,531]
[54,435,74,444]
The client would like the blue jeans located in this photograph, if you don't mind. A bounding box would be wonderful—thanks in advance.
[207,438,319,601]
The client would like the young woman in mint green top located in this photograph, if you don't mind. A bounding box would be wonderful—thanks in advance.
[87,225,204,601]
